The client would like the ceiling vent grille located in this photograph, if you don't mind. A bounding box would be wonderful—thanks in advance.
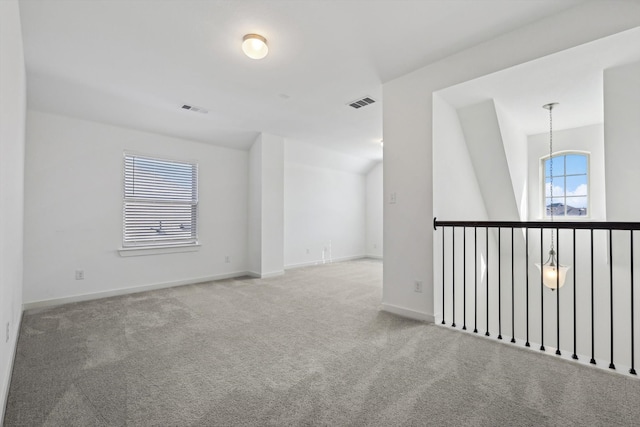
[181,104,208,114]
[347,96,376,109]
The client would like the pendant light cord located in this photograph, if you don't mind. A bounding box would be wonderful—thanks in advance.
[549,104,554,251]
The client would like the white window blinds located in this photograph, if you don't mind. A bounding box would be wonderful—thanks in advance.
[123,154,198,247]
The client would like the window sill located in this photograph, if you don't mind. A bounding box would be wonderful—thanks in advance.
[118,243,201,257]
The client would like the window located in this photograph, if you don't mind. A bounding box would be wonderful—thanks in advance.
[543,152,588,217]
[123,153,198,247]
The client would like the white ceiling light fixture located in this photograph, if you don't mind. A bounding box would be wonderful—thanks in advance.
[242,34,268,59]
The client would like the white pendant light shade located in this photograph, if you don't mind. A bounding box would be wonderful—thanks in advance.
[242,34,268,59]
[535,249,570,290]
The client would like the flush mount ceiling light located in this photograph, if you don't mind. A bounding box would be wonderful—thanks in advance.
[242,34,268,59]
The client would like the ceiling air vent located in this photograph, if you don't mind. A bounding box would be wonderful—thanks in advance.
[348,96,376,109]
[181,104,208,114]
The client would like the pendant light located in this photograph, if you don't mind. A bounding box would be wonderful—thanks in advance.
[536,102,570,290]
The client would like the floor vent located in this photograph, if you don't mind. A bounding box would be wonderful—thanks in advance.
[181,104,208,114]
[347,96,376,109]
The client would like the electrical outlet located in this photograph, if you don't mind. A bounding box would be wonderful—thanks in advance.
[414,280,423,293]
[75,270,84,280]
[306,249,310,254]
[225,256,230,263]
[5,322,9,343]
[373,243,377,249]
[389,192,397,204]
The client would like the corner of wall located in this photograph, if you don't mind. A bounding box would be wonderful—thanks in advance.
[0,0,26,419]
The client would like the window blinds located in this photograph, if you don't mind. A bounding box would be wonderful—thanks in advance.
[123,154,198,247]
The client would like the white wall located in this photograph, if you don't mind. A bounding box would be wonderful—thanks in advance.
[23,111,249,305]
[383,1,640,322]
[496,102,528,221]
[432,94,490,323]
[528,124,606,220]
[604,61,640,222]
[365,162,383,258]
[284,142,365,268]
[433,95,489,222]
[248,133,285,277]
[0,0,26,417]
[260,134,285,276]
[457,99,521,221]
[283,138,376,175]
[602,61,640,368]
[248,137,262,274]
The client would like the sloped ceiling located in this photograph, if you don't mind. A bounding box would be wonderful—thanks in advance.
[19,0,582,162]
[437,27,640,136]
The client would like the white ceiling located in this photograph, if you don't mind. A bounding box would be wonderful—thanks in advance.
[437,27,640,136]
[19,0,584,161]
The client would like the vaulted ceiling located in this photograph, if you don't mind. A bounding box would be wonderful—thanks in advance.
[19,0,584,161]
[438,27,640,137]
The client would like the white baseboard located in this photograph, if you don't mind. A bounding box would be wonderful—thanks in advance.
[247,270,284,279]
[365,255,383,260]
[381,303,435,323]
[285,255,366,270]
[22,271,250,311]
[436,322,640,380]
[1,311,22,424]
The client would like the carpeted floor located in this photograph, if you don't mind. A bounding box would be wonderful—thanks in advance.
[4,259,640,426]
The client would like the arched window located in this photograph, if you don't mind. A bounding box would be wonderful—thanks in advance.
[542,152,589,217]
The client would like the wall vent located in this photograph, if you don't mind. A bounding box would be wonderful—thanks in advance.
[347,96,376,109]
[181,104,208,114]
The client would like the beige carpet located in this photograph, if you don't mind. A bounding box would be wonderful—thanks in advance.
[4,259,640,426]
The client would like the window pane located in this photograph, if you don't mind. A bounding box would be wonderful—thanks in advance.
[545,155,565,177]
[544,158,550,177]
[123,154,198,247]
[545,177,550,197]
[566,175,587,196]
[565,196,588,209]
[565,154,587,175]
[125,156,197,202]
[545,177,564,199]
[123,203,197,245]
[546,198,565,216]
[565,196,588,216]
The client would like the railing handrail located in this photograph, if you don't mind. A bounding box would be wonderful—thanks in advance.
[434,218,640,231]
